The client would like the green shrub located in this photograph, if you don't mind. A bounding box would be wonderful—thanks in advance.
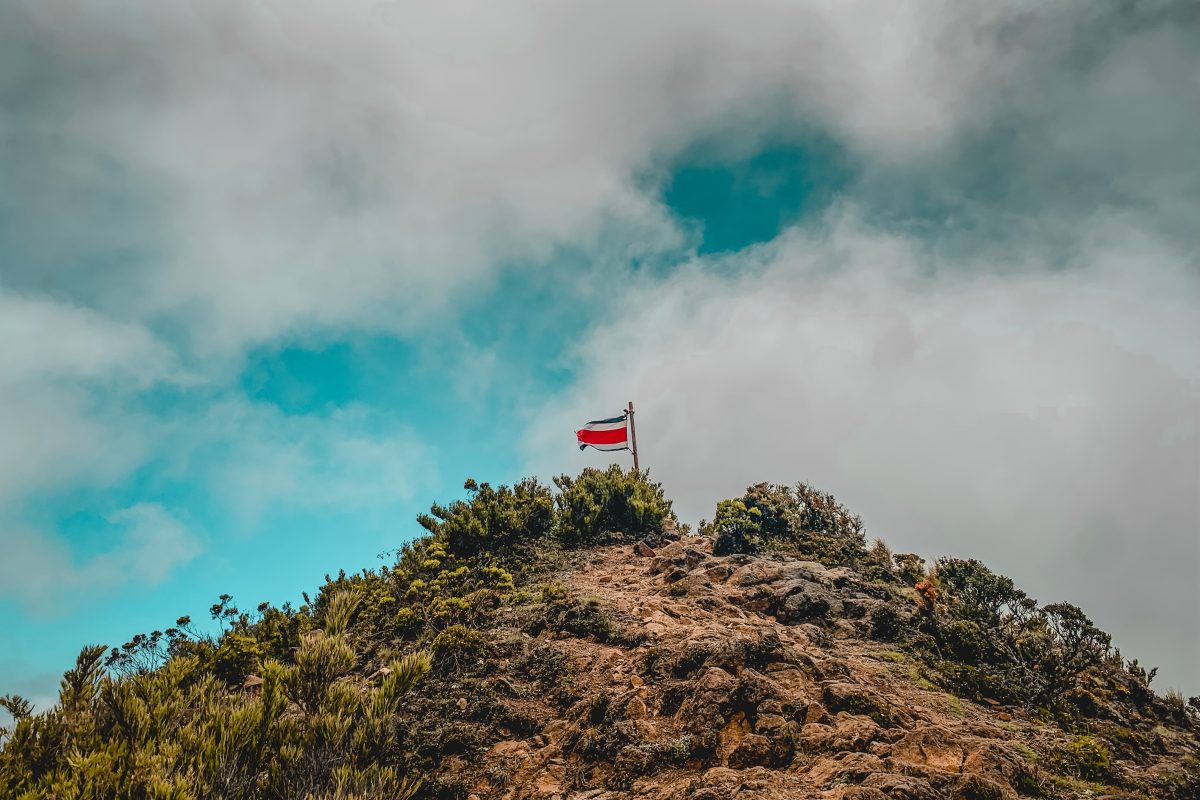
[708,482,867,565]
[1064,735,1112,780]
[0,602,431,800]
[418,477,554,557]
[431,625,488,673]
[893,553,928,584]
[869,605,905,642]
[919,560,1114,708]
[553,466,674,547]
[710,499,763,555]
[209,632,262,685]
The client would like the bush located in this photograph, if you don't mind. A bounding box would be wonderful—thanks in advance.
[869,605,905,642]
[919,559,1115,708]
[0,602,431,800]
[430,625,489,673]
[1064,735,1112,781]
[707,482,867,565]
[893,553,927,584]
[553,466,674,547]
[710,499,763,556]
[418,477,554,558]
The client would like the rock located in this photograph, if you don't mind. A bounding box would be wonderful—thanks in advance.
[727,732,774,768]
[829,712,883,751]
[950,774,1007,800]
[862,772,942,800]
[822,682,906,727]
[758,698,783,715]
[777,587,834,623]
[753,713,789,737]
[801,701,830,725]
[841,789,890,800]
[728,561,781,588]
[634,541,656,558]
[610,745,654,788]
[891,726,971,773]
[624,696,648,719]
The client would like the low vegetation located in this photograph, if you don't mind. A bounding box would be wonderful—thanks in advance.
[1,470,1195,800]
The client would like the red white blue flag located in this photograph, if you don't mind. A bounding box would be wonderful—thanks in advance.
[576,412,629,452]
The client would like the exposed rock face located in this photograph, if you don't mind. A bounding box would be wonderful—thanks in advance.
[411,537,1199,799]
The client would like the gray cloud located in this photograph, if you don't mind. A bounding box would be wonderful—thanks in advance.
[1,0,1196,692]
[1,0,1065,352]
[525,208,1199,691]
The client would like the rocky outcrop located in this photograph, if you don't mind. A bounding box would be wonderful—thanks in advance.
[410,536,1199,800]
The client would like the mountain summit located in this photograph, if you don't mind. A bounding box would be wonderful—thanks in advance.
[2,469,1196,799]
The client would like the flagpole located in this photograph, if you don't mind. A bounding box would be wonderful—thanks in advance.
[627,400,639,473]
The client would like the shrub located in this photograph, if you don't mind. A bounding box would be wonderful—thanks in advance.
[1064,735,1112,781]
[919,560,1115,708]
[708,482,867,565]
[553,466,674,547]
[209,632,262,685]
[539,590,644,647]
[430,625,489,673]
[869,605,905,642]
[935,559,1034,628]
[418,477,554,558]
[710,499,763,556]
[893,553,928,584]
[0,611,431,800]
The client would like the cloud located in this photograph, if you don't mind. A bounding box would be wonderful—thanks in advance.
[0,0,1082,353]
[525,207,1200,689]
[183,400,433,526]
[0,503,200,614]
[0,289,176,506]
[0,0,1196,694]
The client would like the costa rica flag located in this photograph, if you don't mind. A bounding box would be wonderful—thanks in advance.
[575,413,629,452]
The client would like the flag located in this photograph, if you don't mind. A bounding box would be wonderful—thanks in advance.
[576,413,629,451]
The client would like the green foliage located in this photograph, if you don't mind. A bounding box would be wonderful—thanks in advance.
[0,592,430,800]
[418,477,553,558]
[430,625,488,673]
[1063,735,1112,781]
[707,482,867,565]
[710,499,763,556]
[893,553,928,584]
[537,588,645,647]
[553,466,674,546]
[920,558,1115,708]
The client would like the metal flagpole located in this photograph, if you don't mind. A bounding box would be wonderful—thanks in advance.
[627,400,639,472]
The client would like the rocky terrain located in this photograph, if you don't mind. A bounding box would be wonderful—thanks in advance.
[402,531,1199,800]
[4,471,1196,800]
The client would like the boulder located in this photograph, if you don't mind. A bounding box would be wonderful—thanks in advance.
[727,733,774,768]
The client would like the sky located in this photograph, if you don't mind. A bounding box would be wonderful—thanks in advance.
[1,0,1197,717]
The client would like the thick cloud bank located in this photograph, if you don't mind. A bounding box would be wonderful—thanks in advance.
[2,0,1197,695]
[525,209,1199,689]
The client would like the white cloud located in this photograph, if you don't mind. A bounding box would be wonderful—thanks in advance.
[525,208,1200,689]
[0,0,1196,692]
[184,400,433,526]
[1,0,1062,352]
[0,503,200,613]
[0,289,175,505]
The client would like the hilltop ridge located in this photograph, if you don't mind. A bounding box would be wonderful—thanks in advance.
[2,468,1196,799]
